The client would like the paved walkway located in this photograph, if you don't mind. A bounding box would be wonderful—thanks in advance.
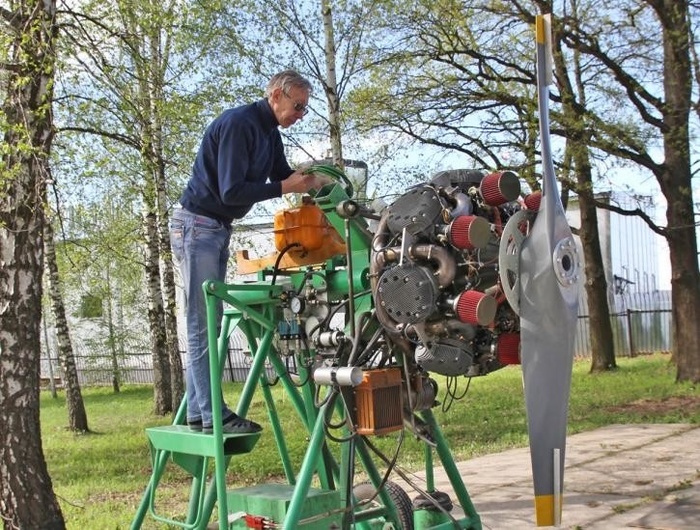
[396,424,700,529]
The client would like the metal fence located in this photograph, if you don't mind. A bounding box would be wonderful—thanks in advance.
[40,330,275,388]
[574,290,672,358]
[41,290,673,388]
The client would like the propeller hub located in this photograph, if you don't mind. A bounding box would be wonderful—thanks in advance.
[553,236,580,287]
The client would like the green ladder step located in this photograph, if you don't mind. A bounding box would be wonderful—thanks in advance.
[146,425,260,457]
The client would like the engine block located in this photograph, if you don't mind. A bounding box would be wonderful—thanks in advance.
[369,169,534,377]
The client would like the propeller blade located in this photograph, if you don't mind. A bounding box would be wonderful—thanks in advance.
[518,14,581,526]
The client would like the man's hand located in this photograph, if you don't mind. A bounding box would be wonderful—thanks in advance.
[281,170,334,194]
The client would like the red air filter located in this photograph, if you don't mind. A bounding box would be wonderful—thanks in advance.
[448,215,490,250]
[454,290,497,326]
[480,171,521,206]
[524,191,542,212]
[497,333,521,365]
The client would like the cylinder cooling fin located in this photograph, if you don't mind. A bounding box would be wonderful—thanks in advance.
[415,338,474,377]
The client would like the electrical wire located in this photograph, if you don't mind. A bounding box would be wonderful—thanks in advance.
[270,242,301,288]
[362,434,460,527]
[321,392,357,444]
[442,375,472,413]
[351,325,385,367]
[294,429,399,527]
[305,288,372,340]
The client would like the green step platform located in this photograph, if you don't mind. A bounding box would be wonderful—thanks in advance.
[146,425,260,457]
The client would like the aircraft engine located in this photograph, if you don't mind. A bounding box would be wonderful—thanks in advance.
[370,169,531,377]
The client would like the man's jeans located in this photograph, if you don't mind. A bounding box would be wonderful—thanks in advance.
[169,207,233,427]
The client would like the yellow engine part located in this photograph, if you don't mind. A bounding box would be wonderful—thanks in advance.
[274,202,345,254]
[236,202,346,274]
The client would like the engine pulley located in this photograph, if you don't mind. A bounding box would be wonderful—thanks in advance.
[498,209,536,314]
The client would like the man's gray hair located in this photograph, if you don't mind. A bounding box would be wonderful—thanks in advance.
[265,70,313,97]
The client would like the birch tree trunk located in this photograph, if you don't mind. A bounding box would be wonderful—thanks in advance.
[0,0,65,527]
[126,0,180,412]
[143,209,172,414]
[158,195,185,410]
[44,217,90,431]
[322,2,344,167]
[147,28,184,408]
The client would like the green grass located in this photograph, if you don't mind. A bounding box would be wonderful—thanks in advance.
[40,353,699,529]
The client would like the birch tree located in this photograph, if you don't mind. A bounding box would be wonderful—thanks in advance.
[44,211,89,431]
[322,2,344,167]
[0,0,65,527]
[56,0,244,412]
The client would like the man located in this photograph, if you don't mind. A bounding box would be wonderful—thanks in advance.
[170,70,330,434]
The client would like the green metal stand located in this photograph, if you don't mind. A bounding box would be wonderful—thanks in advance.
[130,284,276,530]
[131,184,484,529]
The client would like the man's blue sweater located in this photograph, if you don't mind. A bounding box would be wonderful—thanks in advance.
[179,99,294,224]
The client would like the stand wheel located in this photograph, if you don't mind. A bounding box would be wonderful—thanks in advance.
[353,481,414,530]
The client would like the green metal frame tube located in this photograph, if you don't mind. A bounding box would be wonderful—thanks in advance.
[196,308,277,529]
[425,444,435,492]
[282,393,331,527]
[353,438,402,528]
[205,284,228,529]
[258,373,295,484]
[420,410,482,530]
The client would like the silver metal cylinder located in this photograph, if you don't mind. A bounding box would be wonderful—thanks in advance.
[313,366,364,387]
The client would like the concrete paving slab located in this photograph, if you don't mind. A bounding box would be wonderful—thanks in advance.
[627,488,700,530]
[582,485,700,530]
[392,424,700,529]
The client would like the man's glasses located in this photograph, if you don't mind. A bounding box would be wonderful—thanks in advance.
[284,92,309,116]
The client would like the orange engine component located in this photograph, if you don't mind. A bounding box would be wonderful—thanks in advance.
[274,202,346,255]
[353,368,404,436]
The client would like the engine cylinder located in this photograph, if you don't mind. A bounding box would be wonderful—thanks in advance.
[447,215,491,250]
[479,171,521,206]
[415,338,473,376]
[524,191,542,212]
[497,332,521,365]
[454,290,497,326]
[386,185,443,236]
[377,265,438,324]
